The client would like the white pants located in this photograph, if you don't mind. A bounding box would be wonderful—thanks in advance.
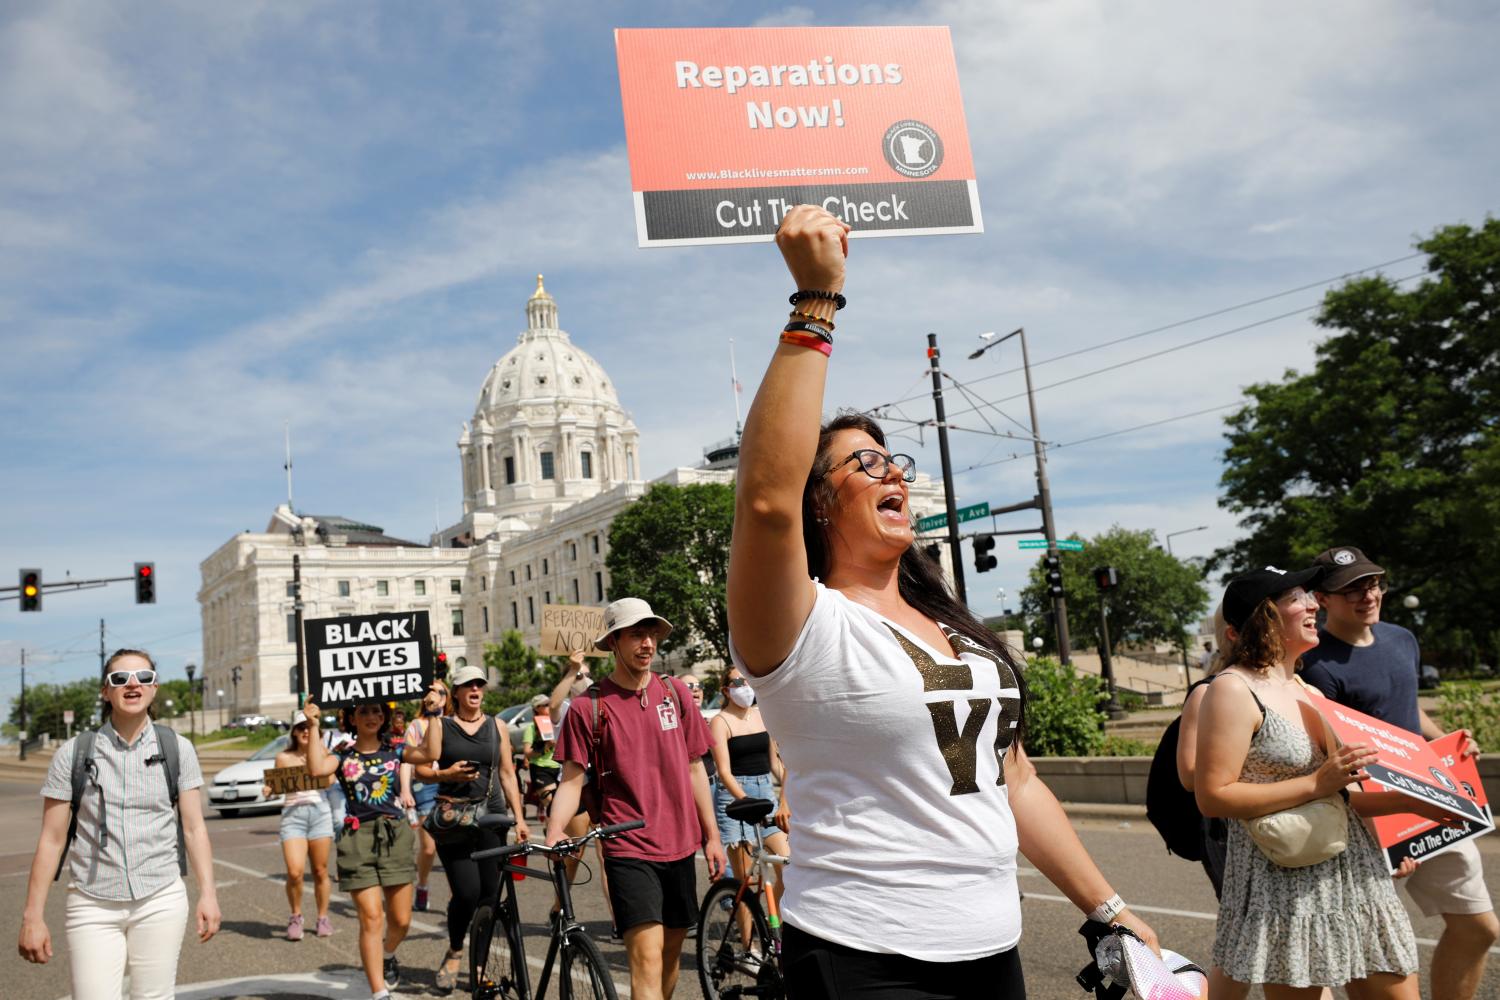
[65,878,189,1000]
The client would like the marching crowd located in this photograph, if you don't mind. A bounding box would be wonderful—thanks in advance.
[14,208,1497,1000]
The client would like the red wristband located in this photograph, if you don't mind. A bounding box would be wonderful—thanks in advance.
[779,330,832,356]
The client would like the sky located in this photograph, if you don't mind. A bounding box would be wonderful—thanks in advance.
[3,0,1496,710]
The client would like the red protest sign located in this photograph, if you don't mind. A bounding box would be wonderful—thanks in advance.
[1319,702,1487,825]
[1372,731,1492,871]
[615,26,981,246]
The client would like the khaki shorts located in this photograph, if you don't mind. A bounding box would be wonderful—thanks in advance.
[1402,837,1494,917]
[337,816,416,891]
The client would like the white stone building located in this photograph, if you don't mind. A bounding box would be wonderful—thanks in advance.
[198,278,949,719]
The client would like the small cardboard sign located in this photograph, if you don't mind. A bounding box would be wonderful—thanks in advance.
[1321,702,1488,825]
[303,610,434,709]
[1373,731,1493,871]
[264,764,331,796]
[540,604,610,658]
[615,26,981,246]
[536,716,555,742]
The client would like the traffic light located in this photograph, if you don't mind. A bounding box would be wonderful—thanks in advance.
[1044,555,1064,598]
[19,569,41,612]
[922,544,942,565]
[973,534,997,573]
[134,562,156,604]
[1094,566,1120,591]
[435,650,449,680]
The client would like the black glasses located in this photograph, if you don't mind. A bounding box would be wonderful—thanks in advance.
[1334,577,1387,599]
[727,677,750,688]
[823,449,916,483]
[105,669,157,687]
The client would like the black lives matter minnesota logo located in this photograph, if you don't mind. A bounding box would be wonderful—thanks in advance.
[882,119,944,178]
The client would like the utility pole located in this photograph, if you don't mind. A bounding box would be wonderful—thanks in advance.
[99,618,106,677]
[293,553,306,708]
[231,665,242,721]
[185,663,197,740]
[926,333,968,604]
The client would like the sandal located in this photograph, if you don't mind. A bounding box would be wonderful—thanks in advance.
[435,950,463,993]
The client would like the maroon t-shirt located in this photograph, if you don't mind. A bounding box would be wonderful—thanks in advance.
[556,673,713,861]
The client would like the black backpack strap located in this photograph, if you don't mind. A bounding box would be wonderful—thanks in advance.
[56,731,98,881]
[153,724,187,877]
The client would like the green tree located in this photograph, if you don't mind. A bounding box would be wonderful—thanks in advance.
[7,679,101,739]
[605,481,735,669]
[1019,656,1105,756]
[1214,219,1500,667]
[482,630,549,711]
[1019,527,1210,657]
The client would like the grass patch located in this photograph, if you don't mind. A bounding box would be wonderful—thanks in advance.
[1098,734,1158,757]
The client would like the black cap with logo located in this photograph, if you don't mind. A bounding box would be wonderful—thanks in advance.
[1312,546,1385,593]
[1222,566,1323,631]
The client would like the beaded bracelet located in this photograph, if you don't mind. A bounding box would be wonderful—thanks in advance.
[789,289,847,310]
[789,309,835,330]
[779,330,832,356]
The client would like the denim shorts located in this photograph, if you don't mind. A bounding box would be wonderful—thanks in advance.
[412,782,438,820]
[714,772,775,847]
[280,798,334,842]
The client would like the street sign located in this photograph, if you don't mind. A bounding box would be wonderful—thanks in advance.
[917,501,990,533]
[1017,538,1085,551]
[62,710,74,726]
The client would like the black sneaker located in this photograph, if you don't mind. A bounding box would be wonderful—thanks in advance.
[383,954,402,990]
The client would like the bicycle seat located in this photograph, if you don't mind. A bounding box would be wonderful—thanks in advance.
[726,796,775,824]
[477,814,516,832]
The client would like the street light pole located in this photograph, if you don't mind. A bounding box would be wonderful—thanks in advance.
[216,689,225,731]
[185,663,197,740]
[1165,525,1209,678]
[983,328,1071,663]
[1165,525,1209,557]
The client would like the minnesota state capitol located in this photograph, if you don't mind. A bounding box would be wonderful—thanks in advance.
[197,278,946,719]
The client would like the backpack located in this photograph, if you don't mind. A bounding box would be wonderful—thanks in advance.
[577,673,686,823]
[56,723,184,881]
[1145,675,1265,861]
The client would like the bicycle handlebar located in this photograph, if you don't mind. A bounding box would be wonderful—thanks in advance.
[469,818,646,863]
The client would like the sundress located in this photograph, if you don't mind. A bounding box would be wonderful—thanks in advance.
[1213,705,1418,987]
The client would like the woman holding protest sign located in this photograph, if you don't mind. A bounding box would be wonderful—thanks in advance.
[304,698,441,1000]
[264,710,334,940]
[728,206,1158,997]
[1193,568,1456,998]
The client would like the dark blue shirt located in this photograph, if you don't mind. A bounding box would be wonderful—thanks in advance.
[1300,621,1422,735]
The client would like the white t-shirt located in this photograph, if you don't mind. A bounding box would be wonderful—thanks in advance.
[732,582,1024,961]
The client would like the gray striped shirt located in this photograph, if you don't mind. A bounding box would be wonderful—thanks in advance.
[42,721,203,901]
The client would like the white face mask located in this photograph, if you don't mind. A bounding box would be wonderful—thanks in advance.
[727,685,756,708]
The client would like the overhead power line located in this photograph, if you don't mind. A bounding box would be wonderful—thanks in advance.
[864,251,1427,414]
[955,402,1244,475]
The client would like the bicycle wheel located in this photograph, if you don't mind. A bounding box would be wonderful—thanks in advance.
[560,930,618,1000]
[697,878,777,1000]
[469,891,529,1000]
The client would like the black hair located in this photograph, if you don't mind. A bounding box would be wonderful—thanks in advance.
[341,702,394,741]
[801,411,1028,744]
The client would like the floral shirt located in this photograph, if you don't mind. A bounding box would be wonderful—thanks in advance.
[338,743,408,822]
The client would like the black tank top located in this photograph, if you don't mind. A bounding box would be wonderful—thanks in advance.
[726,730,772,776]
[438,715,505,810]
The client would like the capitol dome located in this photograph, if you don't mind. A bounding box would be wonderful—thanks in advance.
[457,277,641,527]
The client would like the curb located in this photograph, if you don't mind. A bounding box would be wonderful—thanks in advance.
[1059,802,1148,821]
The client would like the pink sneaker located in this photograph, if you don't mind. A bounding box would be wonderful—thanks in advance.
[286,913,304,941]
[315,915,333,937]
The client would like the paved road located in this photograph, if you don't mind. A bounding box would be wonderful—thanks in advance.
[0,777,1494,998]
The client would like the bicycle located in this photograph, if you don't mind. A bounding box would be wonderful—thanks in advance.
[696,796,788,1000]
[468,813,645,1000]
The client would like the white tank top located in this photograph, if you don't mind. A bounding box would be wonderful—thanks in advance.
[733,582,1024,961]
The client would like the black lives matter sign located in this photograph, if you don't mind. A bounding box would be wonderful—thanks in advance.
[303,610,434,708]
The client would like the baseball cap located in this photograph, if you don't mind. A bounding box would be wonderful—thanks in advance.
[291,710,309,727]
[449,664,489,688]
[1312,546,1385,593]
[593,597,673,648]
[530,693,550,709]
[1222,566,1322,631]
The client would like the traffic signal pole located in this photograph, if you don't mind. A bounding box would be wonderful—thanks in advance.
[926,333,968,605]
[293,553,306,708]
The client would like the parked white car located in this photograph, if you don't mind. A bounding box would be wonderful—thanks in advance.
[207,735,291,817]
